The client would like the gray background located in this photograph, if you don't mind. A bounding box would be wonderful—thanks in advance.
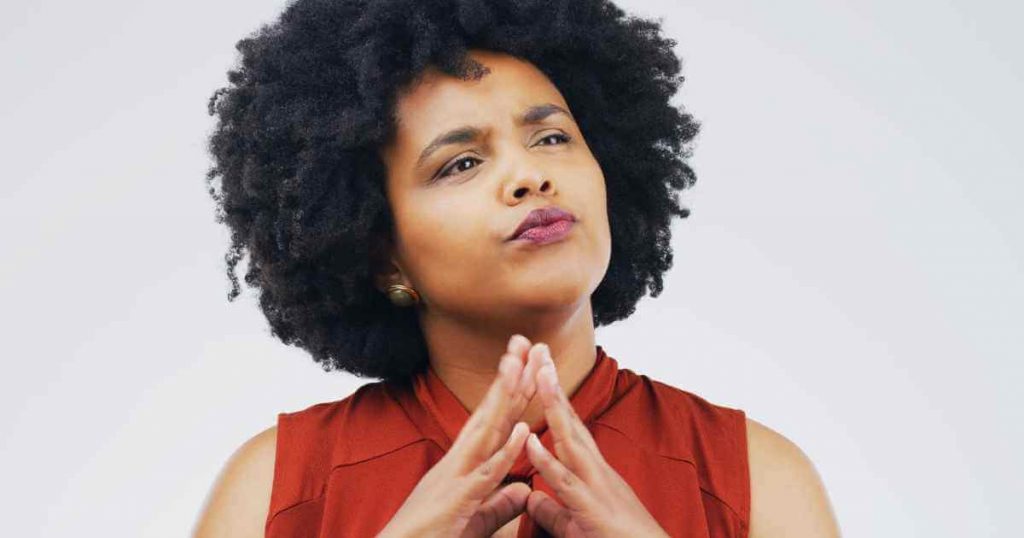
[1,0,1020,536]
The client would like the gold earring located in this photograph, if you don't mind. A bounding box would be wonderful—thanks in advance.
[386,284,420,307]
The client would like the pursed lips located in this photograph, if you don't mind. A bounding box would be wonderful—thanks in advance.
[508,205,577,242]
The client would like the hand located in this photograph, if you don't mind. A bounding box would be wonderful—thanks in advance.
[523,345,670,538]
[376,334,548,538]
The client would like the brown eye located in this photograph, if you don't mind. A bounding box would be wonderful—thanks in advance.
[537,133,571,146]
[437,156,482,180]
[432,133,571,182]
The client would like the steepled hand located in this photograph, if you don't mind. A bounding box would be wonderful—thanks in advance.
[523,344,669,538]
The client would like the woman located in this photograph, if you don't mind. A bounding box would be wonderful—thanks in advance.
[193,1,840,536]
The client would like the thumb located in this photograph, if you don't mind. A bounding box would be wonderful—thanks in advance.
[527,490,573,536]
[461,482,531,537]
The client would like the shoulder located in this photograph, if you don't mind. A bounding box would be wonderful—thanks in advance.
[604,369,749,464]
[623,375,750,456]
[607,369,747,434]
[745,417,842,538]
[191,424,278,538]
[190,383,405,537]
[601,373,751,517]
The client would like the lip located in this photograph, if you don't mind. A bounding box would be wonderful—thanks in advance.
[512,219,575,245]
[507,205,578,243]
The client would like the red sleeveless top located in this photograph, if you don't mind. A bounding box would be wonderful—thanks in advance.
[265,346,750,537]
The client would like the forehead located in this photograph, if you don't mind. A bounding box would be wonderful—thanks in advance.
[389,51,569,145]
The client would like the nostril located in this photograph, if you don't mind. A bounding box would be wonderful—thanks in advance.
[514,186,529,197]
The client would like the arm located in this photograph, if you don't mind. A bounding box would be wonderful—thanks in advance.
[191,425,278,538]
[746,418,841,538]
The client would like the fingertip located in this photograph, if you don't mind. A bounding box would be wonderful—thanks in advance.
[507,352,524,374]
[509,333,531,351]
[527,432,543,453]
[528,343,546,363]
[505,422,528,451]
[520,350,540,389]
[541,362,557,381]
[526,489,552,516]
[504,480,531,504]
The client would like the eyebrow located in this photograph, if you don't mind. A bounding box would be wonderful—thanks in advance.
[414,103,573,169]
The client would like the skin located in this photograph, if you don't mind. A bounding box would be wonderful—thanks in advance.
[191,49,842,538]
[374,49,612,432]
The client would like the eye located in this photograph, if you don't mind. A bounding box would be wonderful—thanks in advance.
[437,155,482,179]
[432,132,572,181]
[537,132,572,146]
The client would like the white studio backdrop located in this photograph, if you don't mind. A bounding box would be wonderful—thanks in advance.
[1,0,1020,536]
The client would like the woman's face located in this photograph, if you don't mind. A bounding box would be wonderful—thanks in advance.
[377,49,611,324]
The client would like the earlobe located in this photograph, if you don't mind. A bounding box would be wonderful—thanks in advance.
[373,258,418,305]
[372,261,406,294]
[368,233,403,293]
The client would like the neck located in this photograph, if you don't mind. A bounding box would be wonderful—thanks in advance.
[418,299,597,430]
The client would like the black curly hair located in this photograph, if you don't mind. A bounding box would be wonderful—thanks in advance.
[204,0,700,382]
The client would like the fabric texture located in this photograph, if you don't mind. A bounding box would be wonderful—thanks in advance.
[265,346,750,538]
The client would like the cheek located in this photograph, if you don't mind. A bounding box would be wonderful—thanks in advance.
[585,167,613,273]
[395,193,494,287]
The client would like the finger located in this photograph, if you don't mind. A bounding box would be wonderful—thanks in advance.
[475,337,542,430]
[525,432,597,511]
[539,357,604,459]
[508,333,532,360]
[464,421,530,496]
[461,481,531,538]
[450,352,523,465]
[526,490,575,537]
[536,359,604,480]
[508,335,542,407]
[509,335,536,393]
[515,341,548,400]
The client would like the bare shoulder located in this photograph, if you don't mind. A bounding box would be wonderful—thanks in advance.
[191,424,279,538]
[745,417,842,538]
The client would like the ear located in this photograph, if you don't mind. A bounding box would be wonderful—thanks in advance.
[369,232,407,294]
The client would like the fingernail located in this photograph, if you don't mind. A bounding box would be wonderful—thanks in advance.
[540,364,557,390]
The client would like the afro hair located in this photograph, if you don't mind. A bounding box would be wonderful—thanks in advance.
[204,0,701,382]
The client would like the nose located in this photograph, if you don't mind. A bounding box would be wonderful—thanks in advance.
[502,170,555,205]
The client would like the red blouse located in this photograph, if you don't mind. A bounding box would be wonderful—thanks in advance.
[265,346,750,537]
